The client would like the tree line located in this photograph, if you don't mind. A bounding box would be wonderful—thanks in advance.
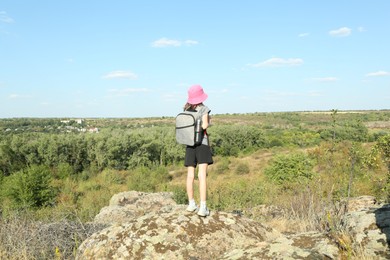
[0,117,383,178]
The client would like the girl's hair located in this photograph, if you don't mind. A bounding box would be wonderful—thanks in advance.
[184,102,203,111]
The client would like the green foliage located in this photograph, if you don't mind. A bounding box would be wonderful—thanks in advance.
[0,144,25,176]
[127,166,172,192]
[267,129,321,148]
[210,125,267,156]
[1,112,387,180]
[376,134,390,200]
[320,120,369,142]
[265,152,314,184]
[1,165,57,209]
[209,179,264,210]
[55,163,75,179]
[376,134,390,168]
[169,185,188,205]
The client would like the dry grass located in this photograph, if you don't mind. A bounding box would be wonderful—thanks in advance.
[0,212,106,260]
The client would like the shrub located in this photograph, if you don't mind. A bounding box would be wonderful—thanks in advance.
[376,134,390,200]
[319,120,369,142]
[265,152,314,184]
[169,185,188,205]
[377,134,390,171]
[55,163,74,179]
[209,179,264,211]
[1,165,57,210]
[210,125,267,156]
[127,166,171,192]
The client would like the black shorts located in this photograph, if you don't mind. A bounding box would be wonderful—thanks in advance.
[184,144,213,167]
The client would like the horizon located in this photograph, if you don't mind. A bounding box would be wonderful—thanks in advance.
[1,108,389,120]
[1,1,389,118]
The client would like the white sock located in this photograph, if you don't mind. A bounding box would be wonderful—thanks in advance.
[200,201,207,209]
[189,199,196,206]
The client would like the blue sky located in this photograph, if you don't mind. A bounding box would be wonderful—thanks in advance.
[1,1,389,118]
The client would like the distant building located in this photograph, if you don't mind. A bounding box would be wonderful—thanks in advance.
[60,119,84,124]
[88,127,99,133]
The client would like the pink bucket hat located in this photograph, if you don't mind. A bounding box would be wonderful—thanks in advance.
[187,84,208,104]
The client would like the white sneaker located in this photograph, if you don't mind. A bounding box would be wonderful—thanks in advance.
[186,204,198,212]
[197,207,210,217]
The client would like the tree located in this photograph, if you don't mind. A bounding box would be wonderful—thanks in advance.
[2,165,56,209]
[0,145,17,176]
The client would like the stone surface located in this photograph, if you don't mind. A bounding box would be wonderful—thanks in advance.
[344,204,390,258]
[346,195,377,212]
[94,191,177,224]
[76,191,390,259]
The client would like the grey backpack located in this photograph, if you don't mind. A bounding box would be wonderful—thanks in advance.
[175,108,203,146]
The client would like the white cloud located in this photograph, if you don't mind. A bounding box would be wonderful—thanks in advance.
[102,70,138,80]
[308,91,323,97]
[9,94,33,99]
[310,77,339,82]
[358,26,366,32]
[183,40,199,46]
[248,57,304,68]
[365,71,390,77]
[298,32,309,37]
[151,38,199,48]
[329,27,351,37]
[107,88,150,97]
[0,11,14,23]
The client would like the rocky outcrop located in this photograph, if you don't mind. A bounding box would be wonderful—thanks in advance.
[343,196,390,258]
[93,191,177,225]
[76,192,390,259]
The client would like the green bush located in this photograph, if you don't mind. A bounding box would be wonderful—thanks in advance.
[319,120,369,142]
[127,166,171,192]
[209,179,264,210]
[210,125,267,156]
[169,185,188,205]
[1,165,57,209]
[55,162,74,179]
[377,134,390,169]
[376,134,390,200]
[265,152,314,184]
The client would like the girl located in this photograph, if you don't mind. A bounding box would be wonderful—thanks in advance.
[184,85,213,217]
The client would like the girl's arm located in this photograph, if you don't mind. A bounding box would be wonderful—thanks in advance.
[201,113,209,130]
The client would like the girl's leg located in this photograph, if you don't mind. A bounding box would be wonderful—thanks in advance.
[198,163,208,202]
[186,166,196,201]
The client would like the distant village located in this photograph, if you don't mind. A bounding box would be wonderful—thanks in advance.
[59,119,99,133]
[3,119,99,134]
